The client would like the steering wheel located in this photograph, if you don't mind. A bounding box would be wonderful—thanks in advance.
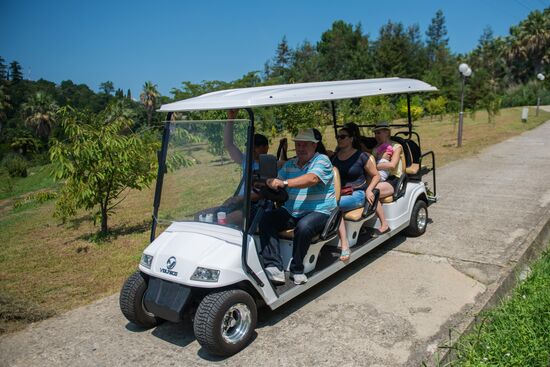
[259,185,288,204]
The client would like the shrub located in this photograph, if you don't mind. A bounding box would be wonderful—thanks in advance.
[1,154,29,177]
[397,96,424,121]
[12,191,57,209]
[501,81,550,108]
[425,96,448,120]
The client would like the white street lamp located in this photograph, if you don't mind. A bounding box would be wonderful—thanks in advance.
[536,73,545,117]
[457,63,472,147]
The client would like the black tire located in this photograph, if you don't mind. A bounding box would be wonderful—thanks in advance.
[119,271,161,328]
[194,289,257,357]
[406,200,428,237]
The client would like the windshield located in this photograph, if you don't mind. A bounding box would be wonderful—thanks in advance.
[156,119,251,232]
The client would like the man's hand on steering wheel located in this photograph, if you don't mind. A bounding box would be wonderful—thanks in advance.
[266,178,285,190]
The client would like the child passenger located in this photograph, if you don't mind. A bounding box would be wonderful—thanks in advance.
[375,143,393,182]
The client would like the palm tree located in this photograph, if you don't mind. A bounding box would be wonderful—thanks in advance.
[140,81,160,126]
[0,85,11,133]
[507,9,550,80]
[22,92,58,139]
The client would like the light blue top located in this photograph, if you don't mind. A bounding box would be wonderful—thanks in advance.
[278,153,336,217]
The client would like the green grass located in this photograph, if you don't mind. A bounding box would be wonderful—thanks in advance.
[0,164,56,200]
[450,249,550,366]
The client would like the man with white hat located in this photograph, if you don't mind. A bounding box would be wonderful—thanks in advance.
[260,128,337,285]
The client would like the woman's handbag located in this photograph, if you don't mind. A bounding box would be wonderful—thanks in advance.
[340,185,354,196]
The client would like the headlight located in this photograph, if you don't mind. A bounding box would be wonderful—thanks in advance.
[191,267,220,282]
[140,254,153,269]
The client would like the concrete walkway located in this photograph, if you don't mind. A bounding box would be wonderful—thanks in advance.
[2,119,550,367]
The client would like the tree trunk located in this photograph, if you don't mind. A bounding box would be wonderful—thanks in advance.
[147,109,152,126]
[101,206,108,235]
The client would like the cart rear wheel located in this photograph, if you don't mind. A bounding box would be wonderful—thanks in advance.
[194,289,257,356]
[119,271,161,328]
[406,200,428,237]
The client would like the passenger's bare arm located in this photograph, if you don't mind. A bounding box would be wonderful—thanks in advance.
[364,156,380,204]
[223,109,244,164]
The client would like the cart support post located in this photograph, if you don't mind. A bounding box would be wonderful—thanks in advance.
[242,108,264,287]
[331,101,338,138]
[407,94,412,137]
[150,115,172,242]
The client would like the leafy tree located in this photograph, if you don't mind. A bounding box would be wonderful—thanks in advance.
[0,85,11,133]
[99,81,114,95]
[10,137,40,156]
[266,36,292,82]
[317,20,371,80]
[373,21,414,77]
[126,88,132,100]
[0,56,7,81]
[426,10,449,66]
[397,96,424,121]
[21,91,58,139]
[507,8,550,82]
[272,102,327,136]
[232,71,262,88]
[425,96,447,120]
[468,27,506,123]
[50,102,159,234]
[422,10,457,98]
[406,24,429,79]
[171,80,229,101]
[115,88,124,99]
[9,61,23,82]
[358,96,395,124]
[140,81,161,126]
[288,41,321,82]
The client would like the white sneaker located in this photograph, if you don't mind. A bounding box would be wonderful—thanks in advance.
[291,273,308,285]
[265,267,285,284]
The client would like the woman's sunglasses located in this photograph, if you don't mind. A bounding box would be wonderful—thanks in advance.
[337,134,349,140]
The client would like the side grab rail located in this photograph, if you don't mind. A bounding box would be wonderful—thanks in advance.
[419,150,436,197]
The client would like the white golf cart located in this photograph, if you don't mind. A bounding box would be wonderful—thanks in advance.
[119,78,438,356]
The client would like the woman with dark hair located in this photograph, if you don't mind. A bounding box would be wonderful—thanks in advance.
[331,126,380,261]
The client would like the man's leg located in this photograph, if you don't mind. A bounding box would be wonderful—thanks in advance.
[289,211,329,275]
[259,207,293,271]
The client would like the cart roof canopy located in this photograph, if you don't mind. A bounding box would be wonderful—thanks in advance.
[159,78,437,112]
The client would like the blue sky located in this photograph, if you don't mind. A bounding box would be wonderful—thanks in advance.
[1,0,548,97]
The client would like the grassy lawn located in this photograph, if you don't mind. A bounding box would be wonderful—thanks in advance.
[0,106,549,334]
[0,164,56,201]
[449,248,550,366]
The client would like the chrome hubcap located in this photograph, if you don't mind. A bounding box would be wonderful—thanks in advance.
[221,303,251,344]
[417,207,427,231]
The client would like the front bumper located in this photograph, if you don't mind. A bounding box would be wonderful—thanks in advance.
[143,277,191,322]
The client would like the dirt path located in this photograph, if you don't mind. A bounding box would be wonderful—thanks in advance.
[2,119,550,366]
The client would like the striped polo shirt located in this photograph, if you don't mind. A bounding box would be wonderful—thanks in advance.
[278,153,337,217]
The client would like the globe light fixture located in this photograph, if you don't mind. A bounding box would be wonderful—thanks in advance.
[457,63,473,147]
[459,63,469,74]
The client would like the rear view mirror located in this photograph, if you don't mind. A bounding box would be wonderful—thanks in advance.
[259,154,278,179]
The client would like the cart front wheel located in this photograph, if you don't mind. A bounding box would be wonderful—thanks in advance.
[406,200,428,237]
[119,271,161,328]
[194,289,257,356]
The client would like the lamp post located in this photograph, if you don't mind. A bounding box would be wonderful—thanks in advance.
[457,63,472,147]
[536,73,545,117]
